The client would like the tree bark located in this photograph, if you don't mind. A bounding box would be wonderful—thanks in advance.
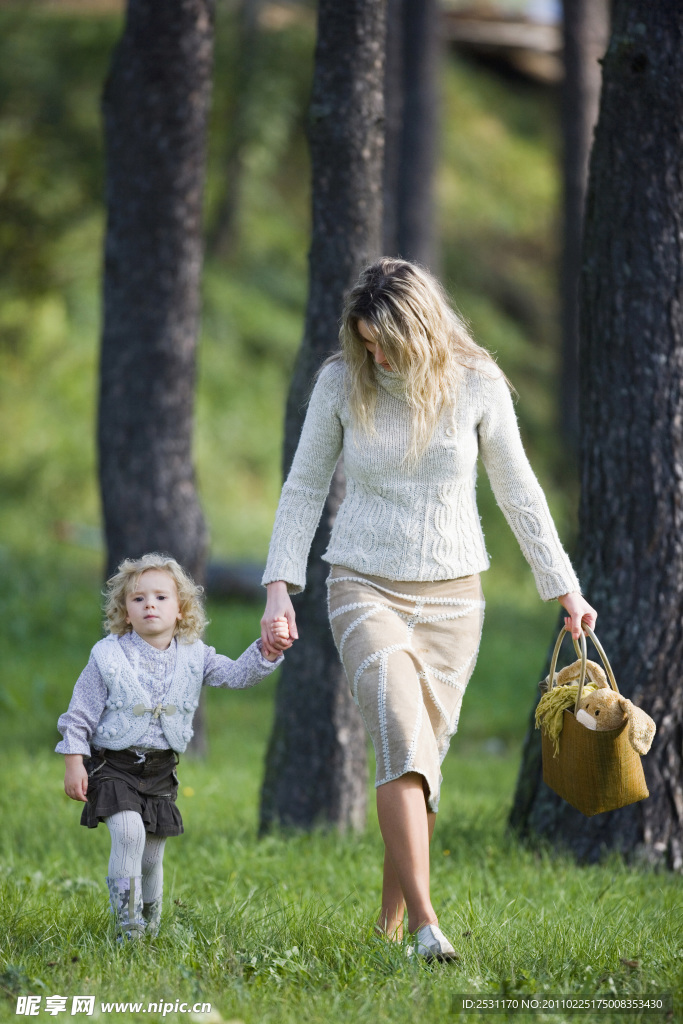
[260,0,387,833]
[99,0,213,756]
[511,0,683,871]
[98,0,213,585]
[559,0,609,448]
[382,0,438,268]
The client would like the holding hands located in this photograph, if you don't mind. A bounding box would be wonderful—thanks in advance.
[261,581,299,659]
[261,616,292,660]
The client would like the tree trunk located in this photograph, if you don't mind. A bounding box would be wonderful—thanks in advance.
[99,0,213,584]
[260,0,387,833]
[99,1,214,755]
[559,0,609,448]
[511,0,683,871]
[382,0,438,268]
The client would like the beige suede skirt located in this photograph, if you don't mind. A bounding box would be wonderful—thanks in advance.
[327,565,485,812]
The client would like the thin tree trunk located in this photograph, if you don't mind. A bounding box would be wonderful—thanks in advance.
[99,0,213,583]
[559,0,609,448]
[260,0,387,833]
[382,0,438,268]
[511,0,683,870]
[99,1,214,755]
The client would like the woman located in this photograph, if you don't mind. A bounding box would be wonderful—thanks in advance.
[261,258,596,962]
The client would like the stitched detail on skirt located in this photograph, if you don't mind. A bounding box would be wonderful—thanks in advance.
[417,602,484,623]
[417,670,450,728]
[328,573,485,607]
[352,643,413,703]
[378,653,391,778]
[428,655,475,691]
[338,605,385,657]
[328,567,484,813]
[405,599,423,642]
[403,690,424,774]
[329,600,382,621]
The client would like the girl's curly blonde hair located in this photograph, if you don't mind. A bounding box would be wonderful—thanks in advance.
[104,553,207,643]
[338,258,504,460]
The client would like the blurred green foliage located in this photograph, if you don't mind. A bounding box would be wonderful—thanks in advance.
[0,4,575,582]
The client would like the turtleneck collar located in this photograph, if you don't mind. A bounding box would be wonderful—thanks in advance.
[374,364,409,402]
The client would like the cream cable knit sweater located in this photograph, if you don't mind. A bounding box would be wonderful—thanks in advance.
[262,359,580,601]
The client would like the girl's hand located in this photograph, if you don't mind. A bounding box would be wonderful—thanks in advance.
[272,617,290,641]
[64,754,88,802]
[261,618,290,661]
[557,592,597,640]
[261,582,298,653]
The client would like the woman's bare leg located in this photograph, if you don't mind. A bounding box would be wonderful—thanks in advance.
[377,807,436,939]
[377,847,405,939]
[376,773,438,935]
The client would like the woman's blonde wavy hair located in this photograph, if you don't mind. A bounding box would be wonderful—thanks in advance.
[104,552,207,643]
[338,258,502,459]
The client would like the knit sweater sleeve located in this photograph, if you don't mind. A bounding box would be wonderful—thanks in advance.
[262,362,344,593]
[477,370,581,601]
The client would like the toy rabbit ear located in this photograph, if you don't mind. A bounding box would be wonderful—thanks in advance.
[556,660,582,687]
[585,661,608,688]
[619,697,656,755]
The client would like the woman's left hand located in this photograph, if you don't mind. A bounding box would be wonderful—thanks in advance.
[557,592,597,640]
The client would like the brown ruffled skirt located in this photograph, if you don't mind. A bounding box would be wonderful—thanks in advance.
[81,747,184,837]
[328,566,485,813]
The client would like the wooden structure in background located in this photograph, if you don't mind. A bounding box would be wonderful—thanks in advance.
[442,0,562,82]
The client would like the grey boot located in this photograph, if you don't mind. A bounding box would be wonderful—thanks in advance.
[106,876,145,941]
[142,897,162,938]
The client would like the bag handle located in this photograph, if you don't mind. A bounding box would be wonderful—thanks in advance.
[547,624,619,713]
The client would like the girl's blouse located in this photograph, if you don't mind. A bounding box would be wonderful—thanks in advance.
[56,630,281,756]
[262,359,580,601]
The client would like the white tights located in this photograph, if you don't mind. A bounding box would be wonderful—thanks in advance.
[105,810,166,903]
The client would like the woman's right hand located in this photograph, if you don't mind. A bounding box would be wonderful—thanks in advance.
[261,581,299,654]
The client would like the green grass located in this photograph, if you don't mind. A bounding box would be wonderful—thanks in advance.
[2,747,680,1024]
[1,557,681,1023]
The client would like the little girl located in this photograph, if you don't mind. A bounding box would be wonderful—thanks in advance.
[56,552,290,940]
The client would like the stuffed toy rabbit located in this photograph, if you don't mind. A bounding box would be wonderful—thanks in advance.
[576,689,656,755]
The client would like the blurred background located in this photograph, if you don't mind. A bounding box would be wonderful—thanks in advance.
[1,0,579,748]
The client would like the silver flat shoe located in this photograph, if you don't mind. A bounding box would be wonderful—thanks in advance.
[410,923,460,963]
